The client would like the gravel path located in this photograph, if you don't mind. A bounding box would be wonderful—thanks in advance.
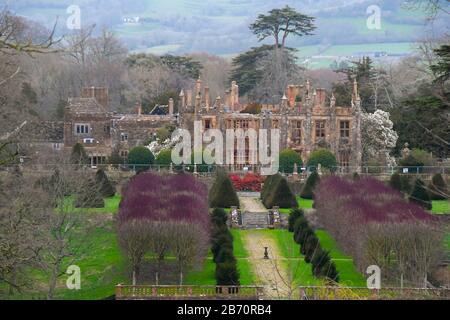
[242,231,291,298]
[240,197,267,213]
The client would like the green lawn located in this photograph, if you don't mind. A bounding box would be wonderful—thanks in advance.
[315,230,366,287]
[62,195,121,214]
[246,229,322,286]
[444,233,450,251]
[0,220,128,300]
[272,229,323,287]
[230,229,255,285]
[279,197,314,214]
[184,258,216,285]
[5,214,254,299]
[55,222,127,299]
[431,200,450,214]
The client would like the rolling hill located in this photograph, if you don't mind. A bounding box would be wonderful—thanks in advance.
[7,0,449,68]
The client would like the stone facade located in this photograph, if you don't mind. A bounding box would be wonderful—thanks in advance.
[63,87,176,165]
[61,79,362,170]
[178,79,362,171]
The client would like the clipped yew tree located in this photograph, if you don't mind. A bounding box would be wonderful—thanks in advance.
[307,148,337,171]
[288,208,304,232]
[264,175,298,209]
[311,249,339,282]
[400,175,412,194]
[95,169,116,197]
[209,170,239,208]
[389,172,402,192]
[261,174,282,203]
[74,178,105,208]
[301,171,320,199]
[429,173,448,200]
[409,178,432,210]
[216,261,240,286]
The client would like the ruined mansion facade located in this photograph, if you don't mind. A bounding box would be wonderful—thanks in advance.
[59,79,362,170]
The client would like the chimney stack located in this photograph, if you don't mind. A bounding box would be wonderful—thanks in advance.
[230,81,237,110]
[352,79,359,101]
[195,93,201,114]
[136,101,142,116]
[287,85,296,108]
[306,80,311,98]
[81,87,109,108]
[196,77,202,96]
[186,90,193,107]
[168,98,174,115]
[225,90,231,108]
[179,90,186,109]
[204,86,210,111]
[315,88,326,106]
[216,96,222,112]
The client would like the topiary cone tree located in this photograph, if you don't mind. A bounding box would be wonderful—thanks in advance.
[74,178,105,208]
[409,178,432,210]
[389,172,402,193]
[264,175,298,208]
[209,169,239,208]
[95,169,116,198]
[288,208,304,232]
[429,173,448,200]
[261,174,282,203]
[301,171,320,199]
[215,261,240,286]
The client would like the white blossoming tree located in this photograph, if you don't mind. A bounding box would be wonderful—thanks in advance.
[361,110,399,166]
[146,129,183,158]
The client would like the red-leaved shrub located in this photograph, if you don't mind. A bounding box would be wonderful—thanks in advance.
[229,173,263,192]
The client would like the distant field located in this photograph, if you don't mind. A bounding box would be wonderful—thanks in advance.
[310,42,415,57]
[296,42,417,69]
[320,17,423,37]
[13,0,432,69]
[131,44,183,55]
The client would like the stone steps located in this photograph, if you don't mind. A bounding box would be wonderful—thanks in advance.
[242,212,270,229]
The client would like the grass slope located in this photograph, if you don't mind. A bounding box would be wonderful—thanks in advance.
[279,196,314,214]
[231,229,255,285]
[315,230,366,287]
[62,195,121,214]
[431,200,450,214]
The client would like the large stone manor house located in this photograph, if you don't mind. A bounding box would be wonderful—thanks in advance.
[49,78,362,170]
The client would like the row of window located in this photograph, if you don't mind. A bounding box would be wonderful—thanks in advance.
[74,124,129,142]
[75,121,350,146]
[230,148,351,168]
[222,120,351,138]
[291,120,350,142]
